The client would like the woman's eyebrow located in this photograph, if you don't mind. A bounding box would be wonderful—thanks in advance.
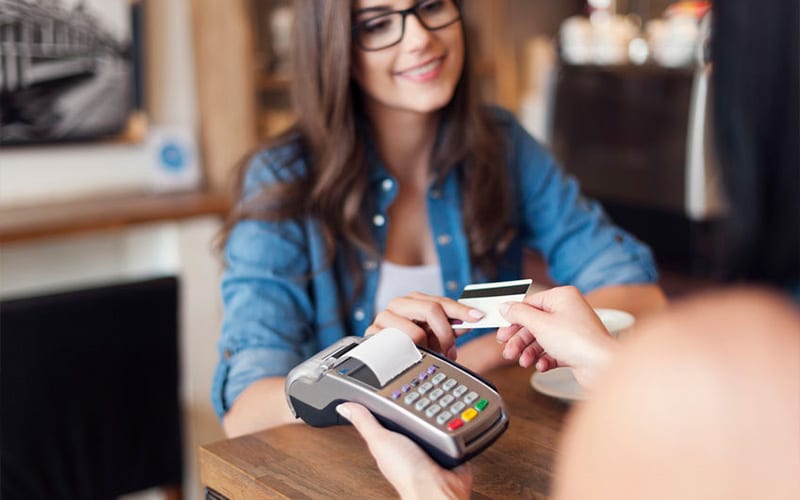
[353,5,392,16]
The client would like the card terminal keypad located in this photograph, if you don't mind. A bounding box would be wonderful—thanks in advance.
[390,359,491,432]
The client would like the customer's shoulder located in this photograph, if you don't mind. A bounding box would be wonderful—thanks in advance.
[632,287,800,368]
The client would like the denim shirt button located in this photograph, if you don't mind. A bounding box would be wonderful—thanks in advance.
[364,260,378,271]
[614,234,624,243]
[381,179,394,192]
[446,280,459,291]
[372,214,386,227]
[437,234,452,246]
[430,189,441,199]
[354,308,366,321]
[223,349,232,360]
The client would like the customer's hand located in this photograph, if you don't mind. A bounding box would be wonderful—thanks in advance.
[336,403,472,500]
[365,292,484,360]
[497,286,617,387]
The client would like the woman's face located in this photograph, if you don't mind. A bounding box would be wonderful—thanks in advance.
[351,0,465,116]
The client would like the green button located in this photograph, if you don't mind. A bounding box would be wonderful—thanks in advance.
[475,399,488,411]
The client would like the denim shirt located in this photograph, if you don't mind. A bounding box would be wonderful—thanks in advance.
[211,108,658,419]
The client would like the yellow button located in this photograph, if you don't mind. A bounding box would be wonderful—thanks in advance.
[461,408,478,422]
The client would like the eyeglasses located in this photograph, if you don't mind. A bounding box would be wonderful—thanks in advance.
[352,0,462,51]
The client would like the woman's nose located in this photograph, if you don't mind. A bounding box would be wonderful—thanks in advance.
[402,14,434,51]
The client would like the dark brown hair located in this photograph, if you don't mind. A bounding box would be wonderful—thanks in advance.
[220,0,513,288]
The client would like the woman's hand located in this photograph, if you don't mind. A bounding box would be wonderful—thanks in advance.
[336,403,472,500]
[365,292,484,360]
[497,286,617,387]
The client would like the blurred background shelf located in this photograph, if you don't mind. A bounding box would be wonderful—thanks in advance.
[257,73,292,92]
[0,191,230,244]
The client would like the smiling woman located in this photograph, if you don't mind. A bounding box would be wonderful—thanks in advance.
[212,0,665,438]
[352,0,465,114]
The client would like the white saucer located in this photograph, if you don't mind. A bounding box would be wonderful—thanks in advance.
[530,368,585,403]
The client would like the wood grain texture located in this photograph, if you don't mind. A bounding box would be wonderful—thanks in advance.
[190,0,260,194]
[200,365,570,499]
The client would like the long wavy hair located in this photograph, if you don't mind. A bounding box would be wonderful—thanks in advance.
[220,0,513,291]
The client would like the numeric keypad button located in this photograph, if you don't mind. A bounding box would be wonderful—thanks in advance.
[463,391,478,404]
[417,382,433,394]
[425,404,442,418]
[404,392,420,405]
[439,394,455,407]
[415,398,431,411]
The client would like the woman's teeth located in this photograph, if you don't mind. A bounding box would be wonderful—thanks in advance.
[404,59,440,76]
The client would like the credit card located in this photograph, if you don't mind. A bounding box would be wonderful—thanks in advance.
[452,279,533,329]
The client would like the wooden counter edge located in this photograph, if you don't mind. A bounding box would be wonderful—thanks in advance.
[199,444,289,500]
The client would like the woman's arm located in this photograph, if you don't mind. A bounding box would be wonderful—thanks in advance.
[506,113,663,303]
[222,377,297,437]
[584,283,667,317]
[213,148,319,435]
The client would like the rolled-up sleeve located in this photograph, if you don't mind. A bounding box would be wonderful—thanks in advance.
[211,152,316,419]
[510,119,658,292]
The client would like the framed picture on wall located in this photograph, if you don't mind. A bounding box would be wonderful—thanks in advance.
[0,0,144,145]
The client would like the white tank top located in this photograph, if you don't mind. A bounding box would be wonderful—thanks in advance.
[374,261,444,315]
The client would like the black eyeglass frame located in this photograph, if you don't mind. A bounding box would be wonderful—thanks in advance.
[352,0,463,51]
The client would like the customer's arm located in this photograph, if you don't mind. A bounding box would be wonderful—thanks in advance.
[336,403,472,500]
[554,288,800,500]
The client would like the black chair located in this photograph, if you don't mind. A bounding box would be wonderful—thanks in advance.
[1,277,183,500]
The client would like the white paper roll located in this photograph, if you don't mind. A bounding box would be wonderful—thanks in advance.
[347,328,422,386]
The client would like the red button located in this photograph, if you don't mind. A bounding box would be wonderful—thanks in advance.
[447,418,464,431]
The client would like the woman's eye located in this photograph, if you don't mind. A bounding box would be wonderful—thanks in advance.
[363,18,392,34]
[419,0,444,14]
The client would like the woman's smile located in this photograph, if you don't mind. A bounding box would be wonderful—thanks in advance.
[395,55,446,82]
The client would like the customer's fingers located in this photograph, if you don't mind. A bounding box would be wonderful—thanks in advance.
[535,354,559,372]
[519,342,546,368]
[338,403,386,441]
[496,324,523,343]
[500,301,553,331]
[502,327,537,360]
[337,402,461,497]
[523,285,585,312]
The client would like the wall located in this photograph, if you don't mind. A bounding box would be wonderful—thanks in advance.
[0,0,199,207]
[0,1,225,498]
